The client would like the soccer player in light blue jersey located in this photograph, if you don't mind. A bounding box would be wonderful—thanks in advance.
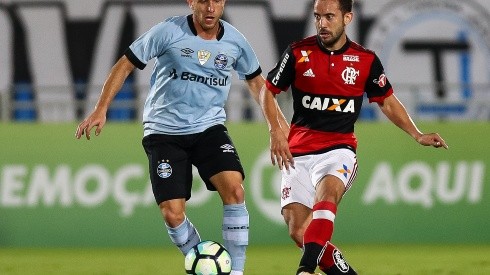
[75,1,287,274]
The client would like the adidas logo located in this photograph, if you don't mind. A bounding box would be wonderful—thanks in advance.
[303,68,315,77]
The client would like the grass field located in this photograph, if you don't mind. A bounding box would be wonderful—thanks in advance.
[1,244,489,274]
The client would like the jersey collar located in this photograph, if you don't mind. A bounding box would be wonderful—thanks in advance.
[187,14,224,40]
[316,35,351,55]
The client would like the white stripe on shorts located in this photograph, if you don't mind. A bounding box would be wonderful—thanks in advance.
[345,161,358,191]
[312,209,336,222]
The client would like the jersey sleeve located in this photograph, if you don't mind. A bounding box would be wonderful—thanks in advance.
[365,55,393,103]
[265,45,296,94]
[126,21,171,70]
[233,33,261,80]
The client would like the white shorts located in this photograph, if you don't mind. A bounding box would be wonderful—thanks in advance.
[280,148,358,209]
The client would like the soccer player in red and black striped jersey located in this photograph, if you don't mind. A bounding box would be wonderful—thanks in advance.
[259,0,448,274]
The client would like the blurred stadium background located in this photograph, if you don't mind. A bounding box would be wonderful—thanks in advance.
[1,0,489,122]
[0,0,489,274]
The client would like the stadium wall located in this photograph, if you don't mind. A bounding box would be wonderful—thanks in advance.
[0,0,489,122]
[0,122,488,247]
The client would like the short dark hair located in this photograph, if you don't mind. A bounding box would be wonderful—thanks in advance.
[314,0,354,14]
[338,0,354,14]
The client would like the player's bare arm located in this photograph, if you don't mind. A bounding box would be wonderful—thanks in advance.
[259,85,293,170]
[75,55,135,140]
[247,75,290,133]
[378,94,448,149]
[245,74,265,103]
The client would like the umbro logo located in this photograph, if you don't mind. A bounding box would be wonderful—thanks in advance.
[221,144,235,153]
[181,48,194,57]
[303,68,315,77]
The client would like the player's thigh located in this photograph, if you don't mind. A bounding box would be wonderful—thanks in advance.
[315,175,347,204]
[192,125,245,191]
[311,148,358,201]
[142,134,193,204]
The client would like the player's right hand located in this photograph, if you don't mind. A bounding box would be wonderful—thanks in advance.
[269,128,294,170]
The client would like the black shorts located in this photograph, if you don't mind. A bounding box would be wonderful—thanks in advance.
[142,124,245,204]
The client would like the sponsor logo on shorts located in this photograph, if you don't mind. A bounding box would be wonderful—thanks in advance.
[157,160,172,178]
[333,249,350,273]
[221,144,235,153]
[336,164,351,179]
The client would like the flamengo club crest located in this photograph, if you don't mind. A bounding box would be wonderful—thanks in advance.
[341,66,359,85]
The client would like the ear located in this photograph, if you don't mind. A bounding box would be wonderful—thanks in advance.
[187,0,193,9]
[344,12,353,26]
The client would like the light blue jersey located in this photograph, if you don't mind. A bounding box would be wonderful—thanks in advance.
[125,15,261,136]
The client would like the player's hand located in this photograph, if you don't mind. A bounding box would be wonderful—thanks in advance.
[75,111,106,140]
[269,129,294,170]
[416,133,448,149]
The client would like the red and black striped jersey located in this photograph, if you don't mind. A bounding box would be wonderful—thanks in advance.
[265,36,393,156]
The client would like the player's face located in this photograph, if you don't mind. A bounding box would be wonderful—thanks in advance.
[313,0,352,50]
[189,0,225,32]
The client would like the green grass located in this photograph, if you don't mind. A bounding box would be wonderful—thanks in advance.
[1,244,489,274]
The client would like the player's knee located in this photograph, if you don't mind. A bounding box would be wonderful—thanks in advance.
[221,183,245,204]
[159,205,185,227]
[231,184,245,200]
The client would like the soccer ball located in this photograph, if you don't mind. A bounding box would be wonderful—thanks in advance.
[184,240,232,275]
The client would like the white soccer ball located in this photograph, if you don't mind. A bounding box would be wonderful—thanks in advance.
[184,240,232,275]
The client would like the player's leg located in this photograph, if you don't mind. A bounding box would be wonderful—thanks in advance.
[160,199,201,255]
[318,242,356,275]
[193,125,248,275]
[282,202,312,248]
[282,203,354,274]
[280,155,315,248]
[283,204,321,275]
[211,171,248,275]
[279,156,320,274]
[298,187,358,275]
[297,149,358,275]
[142,134,201,255]
[295,175,344,274]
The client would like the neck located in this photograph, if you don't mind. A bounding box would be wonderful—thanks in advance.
[322,35,347,51]
[194,20,220,40]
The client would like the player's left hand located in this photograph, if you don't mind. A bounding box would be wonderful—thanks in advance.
[416,133,448,149]
[75,109,107,140]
